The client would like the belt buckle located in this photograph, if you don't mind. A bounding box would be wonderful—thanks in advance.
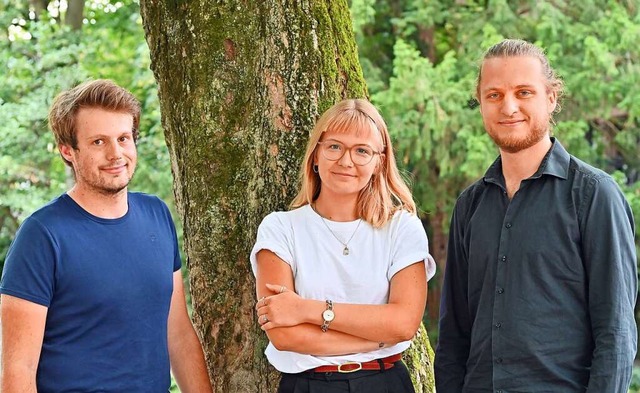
[337,362,362,373]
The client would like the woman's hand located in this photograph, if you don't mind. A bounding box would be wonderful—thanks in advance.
[255,283,307,330]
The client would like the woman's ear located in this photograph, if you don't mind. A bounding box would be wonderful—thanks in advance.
[375,154,386,174]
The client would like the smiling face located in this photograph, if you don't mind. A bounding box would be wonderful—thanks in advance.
[59,107,137,196]
[478,56,558,153]
[315,127,384,200]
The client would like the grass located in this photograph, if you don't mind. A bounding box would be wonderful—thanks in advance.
[170,375,180,392]
[630,365,640,393]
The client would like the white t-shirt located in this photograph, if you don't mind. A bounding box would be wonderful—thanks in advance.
[250,204,436,373]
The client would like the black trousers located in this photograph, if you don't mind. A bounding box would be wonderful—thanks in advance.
[277,361,416,393]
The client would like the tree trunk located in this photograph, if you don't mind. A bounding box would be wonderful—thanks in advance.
[28,0,49,18]
[425,207,446,332]
[139,1,434,391]
[64,0,84,30]
[405,324,436,393]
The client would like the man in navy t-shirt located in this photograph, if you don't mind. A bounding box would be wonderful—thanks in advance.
[0,80,212,392]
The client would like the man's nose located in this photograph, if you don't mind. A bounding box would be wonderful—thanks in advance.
[106,141,123,160]
[500,95,519,116]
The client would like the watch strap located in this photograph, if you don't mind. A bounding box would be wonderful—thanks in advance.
[321,299,333,332]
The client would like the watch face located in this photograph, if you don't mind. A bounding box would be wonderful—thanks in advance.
[322,309,335,322]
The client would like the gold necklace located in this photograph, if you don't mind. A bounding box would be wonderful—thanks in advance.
[312,204,362,256]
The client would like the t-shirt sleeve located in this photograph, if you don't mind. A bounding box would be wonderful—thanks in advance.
[0,216,56,307]
[159,198,182,272]
[387,211,436,282]
[250,212,295,277]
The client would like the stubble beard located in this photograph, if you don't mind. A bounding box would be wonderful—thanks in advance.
[76,167,135,197]
[486,121,550,154]
[98,171,135,196]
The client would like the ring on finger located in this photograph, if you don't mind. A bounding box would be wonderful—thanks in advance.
[262,314,269,324]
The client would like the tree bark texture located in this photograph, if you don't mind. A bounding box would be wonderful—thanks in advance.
[28,0,49,18]
[139,1,434,391]
[64,0,84,30]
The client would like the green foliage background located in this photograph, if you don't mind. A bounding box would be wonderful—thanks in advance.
[0,1,639,388]
[0,0,175,263]
[352,0,640,234]
[3,0,637,267]
[349,0,640,344]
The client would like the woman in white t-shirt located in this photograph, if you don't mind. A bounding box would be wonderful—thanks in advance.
[251,99,436,393]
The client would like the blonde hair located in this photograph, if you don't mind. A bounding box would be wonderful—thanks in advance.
[290,99,416,228]
[48,79,141,166]
[477,39,564,109]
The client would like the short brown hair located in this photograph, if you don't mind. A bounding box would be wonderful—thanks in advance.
[48,79,141,165]
[477,39,564,106]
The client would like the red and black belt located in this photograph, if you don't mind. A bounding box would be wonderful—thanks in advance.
[311,353,403,374]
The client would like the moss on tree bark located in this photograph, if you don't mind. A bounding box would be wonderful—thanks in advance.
[139,1,434,391]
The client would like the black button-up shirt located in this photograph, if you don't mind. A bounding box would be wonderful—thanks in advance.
[435,139,637,393]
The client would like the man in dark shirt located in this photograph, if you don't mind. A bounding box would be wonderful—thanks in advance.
[435,39,637,392]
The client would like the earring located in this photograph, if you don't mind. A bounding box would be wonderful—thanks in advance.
[313,164,319,173]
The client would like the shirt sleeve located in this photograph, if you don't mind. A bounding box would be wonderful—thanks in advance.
[156,197,182,272]
[0,216,56,307]
[580,176,637,392]
[250,212,295,277]
[387,211,436,281]
[168,216,182,272]
[435,198,471,392]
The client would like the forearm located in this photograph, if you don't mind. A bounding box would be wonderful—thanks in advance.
[290,263,426,344]
[1,365,38,393]
[585,317,637,392]
[298,300,421,344]
[435,217,471,393]
[267,323,382,356]
[169,327,212,393]
[434,303,470,391]
[1,295,46,393]
[585,345,635,392]
[582,182,637,393]
[434,338,469,392]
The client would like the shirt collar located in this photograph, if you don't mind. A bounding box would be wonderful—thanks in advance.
[483,137,570,186]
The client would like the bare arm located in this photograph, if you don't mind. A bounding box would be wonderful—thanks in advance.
[167,272,212,393]
[255,250,380,355]
[1,294,47,393]
[323,261,426,343]
[266,323,382,356]
[256,250,427,347]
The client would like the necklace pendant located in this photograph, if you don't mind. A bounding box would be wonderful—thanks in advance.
[343,246,349,256]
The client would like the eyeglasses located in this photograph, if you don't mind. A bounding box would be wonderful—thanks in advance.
[316,140,381,166]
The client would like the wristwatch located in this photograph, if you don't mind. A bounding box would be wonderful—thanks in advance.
[321,300,334,332]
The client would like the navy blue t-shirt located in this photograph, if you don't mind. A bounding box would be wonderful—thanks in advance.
[0,192,181,392]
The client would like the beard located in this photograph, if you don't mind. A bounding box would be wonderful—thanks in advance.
[98,171,134,196]
[96,176,133,195]
[485,121,550,154]
[74,165,135,196]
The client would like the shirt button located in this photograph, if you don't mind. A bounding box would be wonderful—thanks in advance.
[495,322,502,329]
[495,357,503,364]
[501,255,507,262]
[505,222,512,228]
[496,287,504,294]
[496,390,504,393]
